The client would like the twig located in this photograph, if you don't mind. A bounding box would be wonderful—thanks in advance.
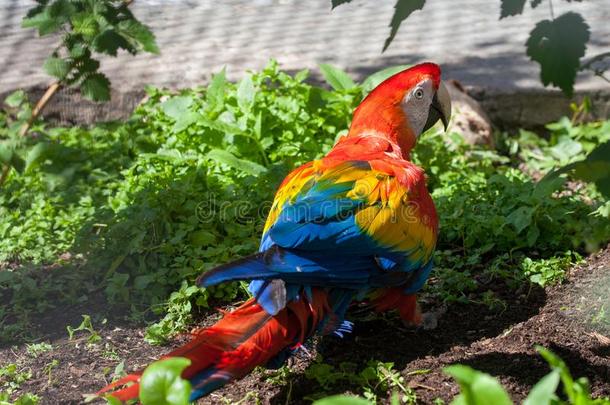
[19,81,61,137]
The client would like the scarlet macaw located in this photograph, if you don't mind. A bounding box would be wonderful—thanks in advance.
[100,62,451,402]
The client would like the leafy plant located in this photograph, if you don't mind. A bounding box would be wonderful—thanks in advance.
[444,346,610,405]
[25,343,52,358]
[67,315,102,344]
[138,358,192,405]
[305,360,416,403]
[0,0,158,188]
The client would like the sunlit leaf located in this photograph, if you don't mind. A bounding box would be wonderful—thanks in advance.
[207,149,268,176]
[43,56,70,79]
[139,358,191,405]
[444,365,513,405]
[319,64,356,91]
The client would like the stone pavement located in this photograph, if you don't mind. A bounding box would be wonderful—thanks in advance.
[0,0,609,125]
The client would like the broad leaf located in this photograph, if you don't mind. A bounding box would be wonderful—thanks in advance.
[361,65,410,94]
[444,365,513,405]
[80,73,111,101]
[22,10,62,36]
[43,56,70,79]
[161,96,193,120]
[207,69,227,110]
[313,395,372,405]
[207,149,267,176]
[0,143,25,174]
[506,206,534,233]
[383,0,426,51]
[523,370,560,405]
[237,74,256,112]
[139,358,191,405]
[542,141,610,198]
[500,0,527,18]
[25,142,51,172]
[319,64,356,91]
[117,20,160,54]
[526,12,590,96]
[93,29,132,56]
[4,90,28,108]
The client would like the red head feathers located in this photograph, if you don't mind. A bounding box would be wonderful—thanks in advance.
[347,62,451,158]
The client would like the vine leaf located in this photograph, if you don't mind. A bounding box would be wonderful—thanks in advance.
[525,12,590,96]
[383,0,426,52]
[500,0,527,18]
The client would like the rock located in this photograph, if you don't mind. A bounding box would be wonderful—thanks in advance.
[446,79,494,147]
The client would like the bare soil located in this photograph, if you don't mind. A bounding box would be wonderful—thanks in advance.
[1,246,609,404]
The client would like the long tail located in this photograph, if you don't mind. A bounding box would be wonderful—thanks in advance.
[98,289,331,402]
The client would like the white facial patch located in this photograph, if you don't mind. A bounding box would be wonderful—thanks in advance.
[401,79,435,137]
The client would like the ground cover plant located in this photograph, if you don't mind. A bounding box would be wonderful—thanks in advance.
[0,62,609,403]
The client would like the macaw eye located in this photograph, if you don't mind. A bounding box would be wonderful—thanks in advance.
[414,88,424,99]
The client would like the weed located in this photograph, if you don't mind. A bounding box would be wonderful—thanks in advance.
[24,343,52,359]
[67,315,102,344]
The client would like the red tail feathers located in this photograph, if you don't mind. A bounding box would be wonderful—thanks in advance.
[370,288,422,326]
[98,289,331,402]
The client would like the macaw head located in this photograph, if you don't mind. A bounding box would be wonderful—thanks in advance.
[348,62,452,156]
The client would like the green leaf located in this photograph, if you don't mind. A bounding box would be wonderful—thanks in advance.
[4,90,28,108]
[139,358,192,405]
[535,346,577,401]
[500,0,527,18]
[207,69,227,109]
[319,64,356,91]
[361,65,410,94]
[313,395,373,405]
[22,10,62,36]
[444,365,513,405]
[383,0,426,51]
[542,141,610,198]
[43,56,70,80]
[71,14,99,38]
[0,143,25,174]
[525,12,590,96]
[506,206,534,233]
[523,370,560,405]
[161,96,194,120]
[80,73,111,102]
[25,142,51,171]
[207,149,268,176]
[117,20,160,54]
[237,75,256,112]
[93,29,131,56]
[331,0,354,8]
[103,395,122,405]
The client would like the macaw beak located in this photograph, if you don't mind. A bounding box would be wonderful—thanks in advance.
[422,81,452,132]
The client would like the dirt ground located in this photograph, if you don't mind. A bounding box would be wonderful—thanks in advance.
[1,246,609,404]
